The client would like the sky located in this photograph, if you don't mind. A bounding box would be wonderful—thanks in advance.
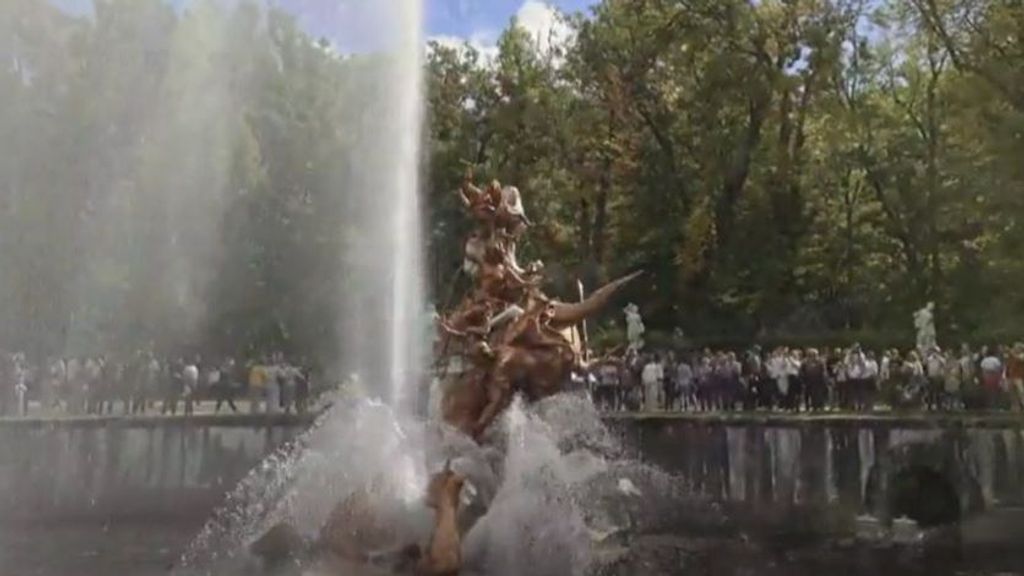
[49,0,598,53]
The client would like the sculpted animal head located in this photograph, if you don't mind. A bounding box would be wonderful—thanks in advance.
[550,270,643,329]
[425,461,466,510]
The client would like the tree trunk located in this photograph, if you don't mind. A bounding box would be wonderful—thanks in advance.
[592,110,615,272]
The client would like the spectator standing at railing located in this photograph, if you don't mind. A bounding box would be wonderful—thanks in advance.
[725,352,744,410]
[621,351,642,411]
[143,354,161,413]
[743,347,766,409]
[294,364,310,414]
[83,357,98,414]
[767,349,791,410]
[182,358,199,416]
[101,357,121,414]
[980,349,1004,409]
[0,353,10,416]
[879,350,893,393]
[905,350,926,404]
[214,358,239,413]
[280,361,298,414]
[65,357,82,414]
[944,349,966,410]
[122,355,140,414]
[265,356,282,414]
[843,346,866,411]
[641,354,664,412]
[662,352,679,411]
[710,352,730,410]
[924,347,947,411]
[12,353,28,416]
[43,356,65,414]
[785,349,804,411]
[1006,343,1024,411]
[863,351,880,411]
[801,349,828,411]
[161,358,183,415]
[675,356,695,411]
[248,360,267,414]
[594,357,620,411]
[131,352,151,414]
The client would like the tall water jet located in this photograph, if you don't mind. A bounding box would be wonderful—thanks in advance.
[182,0,430,566]
[340,0,426,413]
[385,0,426,412]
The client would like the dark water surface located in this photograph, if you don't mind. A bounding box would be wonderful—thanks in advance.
[0,521,197,576]
[4,519,1024,576]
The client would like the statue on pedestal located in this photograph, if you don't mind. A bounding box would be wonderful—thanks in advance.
[624,303,645,353]
[914,302,937,352]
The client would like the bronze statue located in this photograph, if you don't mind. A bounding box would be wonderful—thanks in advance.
[417,464,467,576]
[252,170,639,575]
[250,467,467,576]
[439,170,641,441]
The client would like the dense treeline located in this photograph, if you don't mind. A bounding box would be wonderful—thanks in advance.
[1,0,359,364]
[1,0,1022,365]
[425,0,1024,347]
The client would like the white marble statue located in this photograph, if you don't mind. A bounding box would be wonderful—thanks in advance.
[426,303,441,344]
[623,302,645,352]
[914,301,937,352]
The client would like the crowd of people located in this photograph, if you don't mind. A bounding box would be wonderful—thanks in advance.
[0,350,314,418]
[588,343,1024,414]
[4,342,1024,419]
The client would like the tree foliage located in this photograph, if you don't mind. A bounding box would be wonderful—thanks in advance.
[1,0,1022,364]
[427,0,1024,345]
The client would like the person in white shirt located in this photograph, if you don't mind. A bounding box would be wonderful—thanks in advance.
[766,349,789,409]
[880,352,892,385]
[843,347,866,411]
[980,351,1003,409]
[83,357,103,414]
[783,351,801,410]
[265,352,284,414]
[182,360,199,416]
[641,355,664,412]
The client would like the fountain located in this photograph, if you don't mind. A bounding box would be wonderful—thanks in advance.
[182,170,645,575]
[179,0,648,572]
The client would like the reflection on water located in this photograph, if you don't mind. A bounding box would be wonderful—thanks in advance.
[5,519,1024,576]
[1,522,196,576]
[5,415,1024,575]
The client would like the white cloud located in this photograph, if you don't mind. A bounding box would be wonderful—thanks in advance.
[427,31,499,65]
[515,0,572,55]
[428,34,466,51]
[426,1,572,66]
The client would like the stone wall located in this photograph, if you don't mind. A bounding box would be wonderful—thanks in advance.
[617,415,1024,522]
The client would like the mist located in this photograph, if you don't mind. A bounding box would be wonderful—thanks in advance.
[0,0,414,378]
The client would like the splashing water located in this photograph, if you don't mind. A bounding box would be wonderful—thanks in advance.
[182,395,430,568]
[178,0,697,571]
[182,0,428,568]
[184,389,686,574]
